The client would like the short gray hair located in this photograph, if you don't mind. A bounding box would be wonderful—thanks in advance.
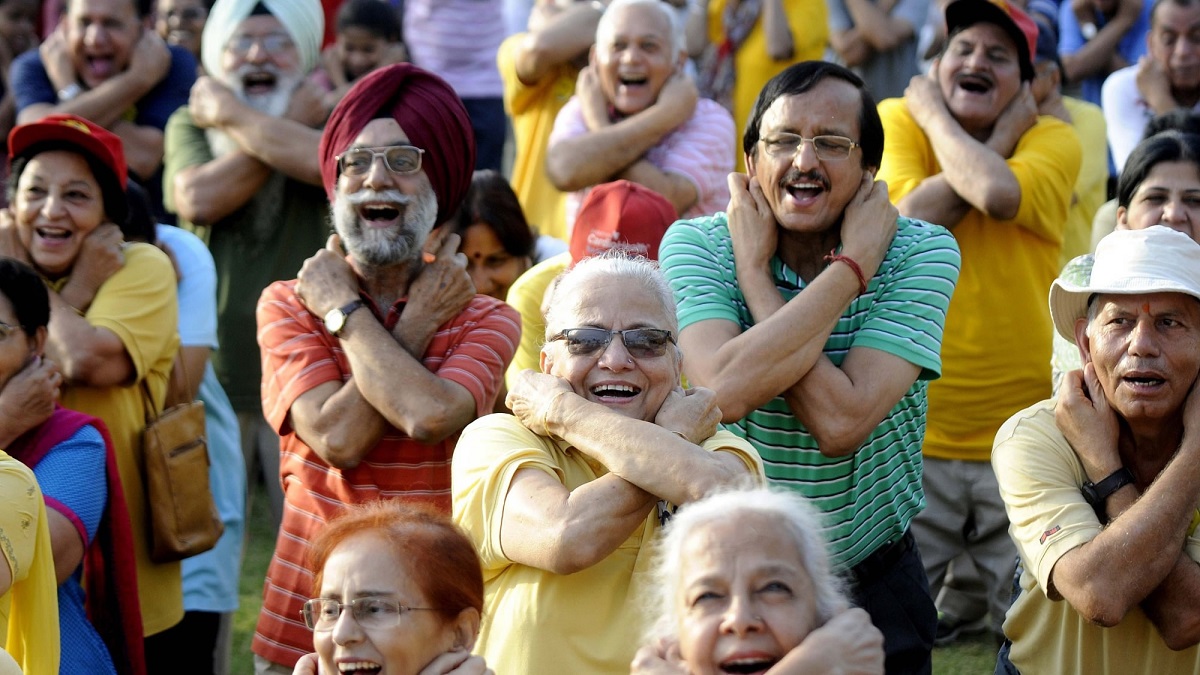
[542,252,679,340]
[645,487,848,642]
[596,0,687,57]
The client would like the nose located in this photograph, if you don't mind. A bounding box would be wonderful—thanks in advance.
[719,594,764,637]
[244,38,271,63]
[41,192,67,219]
[1161,199,1193,227]
[792,138,820,171]
[597,332,635,371]
[1127,315,1163,357]
[329,605,364,646]
[84,23,110,47]
[361,155,393,190]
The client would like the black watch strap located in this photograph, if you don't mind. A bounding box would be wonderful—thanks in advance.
[1082,467,1135,510]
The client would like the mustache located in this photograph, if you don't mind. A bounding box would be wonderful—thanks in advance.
[344,189,413,206]
[781,169,829,191]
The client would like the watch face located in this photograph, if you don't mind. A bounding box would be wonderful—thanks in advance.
[325,308,345,334]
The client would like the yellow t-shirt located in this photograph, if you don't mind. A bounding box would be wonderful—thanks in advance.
[503,252,570,388]
[707,0,827,172]
[0,451,58,675]
[1060,96,1109,266]
[499,34,578,243]
[57,243,183,635]
[992,401,1200,673]
[452,414,764,674]
[877,98,1081,462]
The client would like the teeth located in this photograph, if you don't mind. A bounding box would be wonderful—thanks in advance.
[338,662,381,673]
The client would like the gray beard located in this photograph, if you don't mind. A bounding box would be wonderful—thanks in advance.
[331,187,439,268]
[205,71,302,157]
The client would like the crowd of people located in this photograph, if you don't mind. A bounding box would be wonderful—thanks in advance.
[1,0,1199,673]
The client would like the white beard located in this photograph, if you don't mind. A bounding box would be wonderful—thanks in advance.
[205,68,303,158]
[331,185,438,268]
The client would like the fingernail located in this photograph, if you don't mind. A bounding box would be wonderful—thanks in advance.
[422,251,436,264]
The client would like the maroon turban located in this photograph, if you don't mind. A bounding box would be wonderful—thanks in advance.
[319,63,476,225]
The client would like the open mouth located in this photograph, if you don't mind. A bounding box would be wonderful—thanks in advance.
[1123,375,1166,388]
[782,172,828,202]
[337,661,381,674]
[35,226,71,242]
[719,657,778,674]
[242,71,278,94]
[956,74,992,94]
[618,73,649,89]
[84,55,116,80]
[356,203,402,227]
[590,383,640,399]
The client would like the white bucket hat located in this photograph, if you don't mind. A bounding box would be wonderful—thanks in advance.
[1049,227,1200,341]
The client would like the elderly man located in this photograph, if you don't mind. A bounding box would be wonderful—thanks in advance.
[993,226,1200,672]
[162,0,327,525]
[660,60,961,673]
[250,63,520,673]
[546,0,733,233]
[500,0,604,241]
[453,253,764,674]
[1102,0,1200,174]
[11,0,196,213]
[877,0,1081,643]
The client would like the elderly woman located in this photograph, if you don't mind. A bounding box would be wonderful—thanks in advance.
[291,500,492,675]
[452,253,765,674]
[0,114,181,662]
[634,488,884,675]
[0,257,142,675]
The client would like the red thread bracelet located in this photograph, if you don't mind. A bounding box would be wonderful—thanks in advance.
[824,250,868,295]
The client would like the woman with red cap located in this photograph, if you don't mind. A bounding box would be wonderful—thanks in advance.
[0,113,180,672]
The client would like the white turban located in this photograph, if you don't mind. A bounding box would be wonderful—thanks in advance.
[201,0,324,79]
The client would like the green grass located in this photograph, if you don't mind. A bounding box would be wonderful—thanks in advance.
[228,482,1000,674]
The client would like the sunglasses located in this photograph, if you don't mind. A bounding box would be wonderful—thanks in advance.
[336,145,425,177]
[549,328,676,358]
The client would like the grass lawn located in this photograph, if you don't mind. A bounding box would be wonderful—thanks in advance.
[228,482,1000,674]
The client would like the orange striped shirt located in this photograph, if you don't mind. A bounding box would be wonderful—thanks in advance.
[251,280,520,666]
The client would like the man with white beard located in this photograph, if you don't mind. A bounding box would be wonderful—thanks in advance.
[250,62,521,673]
[162,0,328,525]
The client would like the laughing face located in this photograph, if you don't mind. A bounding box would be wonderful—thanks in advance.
[65,0,144,90]
[0,0,38,59]
[541,274,681,423]
[1117,160,1200,240]
[331,119,438,268]
[13,150,107,280]
[936,22,1023,137]
[314,532,463,675]
[220,14,303,116]
[1079,292,1200,425]
[747,79,868,237]
[676,511,820,675]
[592,2,682,116]
[154,0,206,59]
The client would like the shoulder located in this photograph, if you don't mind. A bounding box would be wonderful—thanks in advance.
[259,279,302,311]
[456,414,559,463]
[888,217,961,263]
[115,242,176,284]
[877,97,915,122]
[155,225,213,271]
[10,49,45,75]
[458,295,521,325]
[1101,65,1138,100]
[166,45,199,79]
[690,99,736,127]
[663,213,730,248]
[994,399,1062,456]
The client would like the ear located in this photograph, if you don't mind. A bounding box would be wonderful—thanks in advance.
[449,607,482,651]
[589,43,598,67]
[745,148,758,180]
[1116,205,1129,230]
[1074,316,1092,365]
[30,326,46,358]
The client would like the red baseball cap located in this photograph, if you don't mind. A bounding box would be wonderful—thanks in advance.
[8,113,128,191]
[945,0,1038,81]
[570,180,677,263]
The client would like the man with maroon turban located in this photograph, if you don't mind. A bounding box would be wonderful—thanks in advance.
[249,63,521,672]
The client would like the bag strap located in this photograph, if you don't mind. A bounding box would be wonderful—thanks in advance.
[141,350,200,425]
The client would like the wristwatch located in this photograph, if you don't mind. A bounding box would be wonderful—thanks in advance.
[1081,467,1135,509]
[57,83,82,101]
[323,299,365,337]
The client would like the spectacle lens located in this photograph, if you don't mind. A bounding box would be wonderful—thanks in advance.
[761,133,858,161]
[551,328,675,358]
[302,597,435,632]
[337,146,425,177]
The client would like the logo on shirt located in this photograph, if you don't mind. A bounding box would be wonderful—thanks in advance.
[1039,525,1061,545]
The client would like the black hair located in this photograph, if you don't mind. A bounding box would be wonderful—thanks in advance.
[1151,0,1199,27]
[1144,109,1200,139]
[742,61,884,171]
[336,0,402,42]
[7,140,129,226]
[452,170,537,260]
[1116,130,1200,208]
[67,0,154,18]
[121,178,158,244]
[0,258,49,336]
